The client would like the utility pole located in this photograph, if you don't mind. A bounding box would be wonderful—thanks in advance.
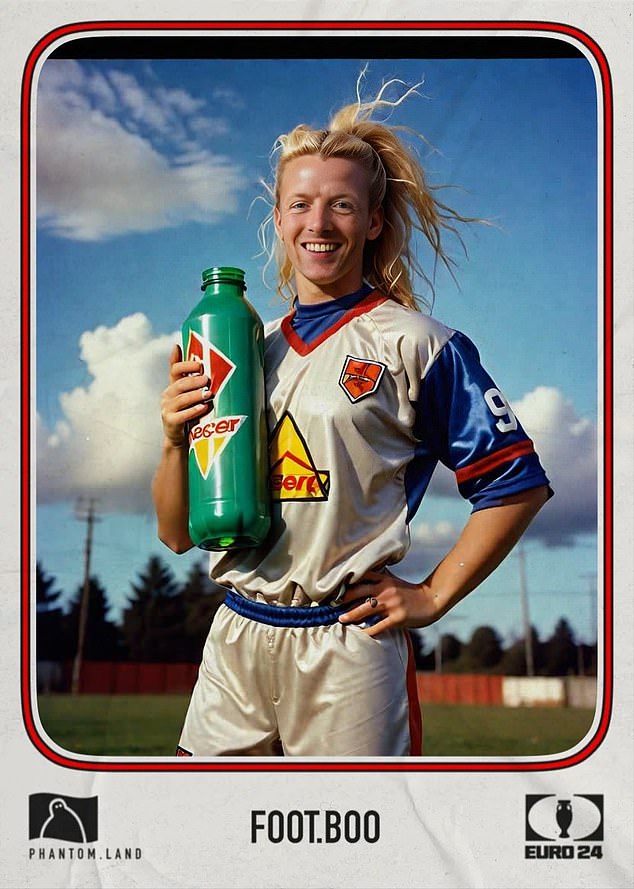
[577,571,598,676]
[518,543,535,677]
[579,572,598,645]
[71,497,99,695]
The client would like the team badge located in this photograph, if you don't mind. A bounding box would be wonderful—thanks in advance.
[184,330,244,480]
[269,412,330,501]
[339,355,386,403]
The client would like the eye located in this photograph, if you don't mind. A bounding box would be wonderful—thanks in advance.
[289,200,309,211]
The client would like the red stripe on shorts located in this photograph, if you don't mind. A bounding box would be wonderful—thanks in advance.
[405,631,423,756]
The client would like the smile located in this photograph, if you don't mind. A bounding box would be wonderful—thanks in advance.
[303,243,338,253]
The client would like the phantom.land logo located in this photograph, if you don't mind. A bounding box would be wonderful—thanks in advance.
[525,794,604,860]
[28,794,142,863]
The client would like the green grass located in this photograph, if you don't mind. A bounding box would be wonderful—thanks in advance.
[36,695,596,759]
[420,703,596,757]
[37,694,190,757]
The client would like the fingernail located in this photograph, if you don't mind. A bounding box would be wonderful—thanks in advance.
[201,387,212,400]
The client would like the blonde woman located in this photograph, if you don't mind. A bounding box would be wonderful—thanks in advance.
[154,76,552,757]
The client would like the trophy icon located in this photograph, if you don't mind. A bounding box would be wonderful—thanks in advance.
[556,799,573,838]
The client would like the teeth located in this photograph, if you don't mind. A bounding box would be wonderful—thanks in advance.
[305,243,337,253]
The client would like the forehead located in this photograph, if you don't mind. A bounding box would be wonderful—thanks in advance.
[278,155,370,196]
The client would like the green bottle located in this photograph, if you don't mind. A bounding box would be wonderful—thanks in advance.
[182,266,271,550]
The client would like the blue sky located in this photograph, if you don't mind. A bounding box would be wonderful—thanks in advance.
[34,53,600,649]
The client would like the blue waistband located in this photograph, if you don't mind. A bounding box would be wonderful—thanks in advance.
[223,589,365,627]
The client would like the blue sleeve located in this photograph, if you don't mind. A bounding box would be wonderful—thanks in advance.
[405,331,552,520]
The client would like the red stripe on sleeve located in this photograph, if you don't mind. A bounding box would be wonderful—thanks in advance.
[454,439,535,484]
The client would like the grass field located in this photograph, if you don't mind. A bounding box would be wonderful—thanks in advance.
[36,694,596,758]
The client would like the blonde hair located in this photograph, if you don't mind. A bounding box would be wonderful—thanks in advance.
[259,72,482,311]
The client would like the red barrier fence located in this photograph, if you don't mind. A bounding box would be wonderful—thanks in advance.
[75,663,502,703]
[39,663,594,709]
[416,673,503,706]
[74,661,199,695]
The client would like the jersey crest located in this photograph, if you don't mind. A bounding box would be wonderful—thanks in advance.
[269,412,330,501]
[339,355,386,403]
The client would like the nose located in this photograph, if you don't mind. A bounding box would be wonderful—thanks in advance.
[306,201,332,233]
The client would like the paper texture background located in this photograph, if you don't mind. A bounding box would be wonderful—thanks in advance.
[1,3,632,887]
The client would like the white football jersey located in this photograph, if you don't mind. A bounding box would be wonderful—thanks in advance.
[207,291,550,604]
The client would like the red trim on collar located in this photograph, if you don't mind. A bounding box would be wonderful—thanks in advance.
[281,290,388,356]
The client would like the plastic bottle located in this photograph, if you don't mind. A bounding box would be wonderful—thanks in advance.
[182,266,270,550]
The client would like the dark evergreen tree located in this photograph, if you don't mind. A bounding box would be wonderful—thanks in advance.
[36,561,69,664]
[122,555,187,662]
[541,618,578,676]
[65,576,124,661]
[466,625,504,670]
[500,626,542,675]
[439,633,463,666]
[180,560,225,661]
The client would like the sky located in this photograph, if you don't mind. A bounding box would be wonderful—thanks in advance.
[33,47,601,650]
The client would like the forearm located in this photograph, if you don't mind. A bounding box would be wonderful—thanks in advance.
[152,439,193,553]
[420,485,550,621]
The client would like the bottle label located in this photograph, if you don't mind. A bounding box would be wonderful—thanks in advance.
[188,414,246,479]
[184,329,245,480]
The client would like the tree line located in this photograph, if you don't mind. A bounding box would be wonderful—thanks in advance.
[36,556,597,676]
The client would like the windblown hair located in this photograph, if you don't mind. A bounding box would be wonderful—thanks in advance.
[259,72,481,311]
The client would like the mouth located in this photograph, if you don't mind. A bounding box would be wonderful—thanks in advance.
[302,242,339,254]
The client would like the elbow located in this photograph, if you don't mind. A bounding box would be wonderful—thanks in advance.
[531,483,552,512]
[157,529,194,555]
[517,484,551,525]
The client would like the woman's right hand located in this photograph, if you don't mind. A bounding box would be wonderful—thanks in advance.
[160,344,213,447]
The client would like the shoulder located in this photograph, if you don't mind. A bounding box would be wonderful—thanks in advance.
[367,296,456,375]
[264,315,285,339]
[369,296,454,342]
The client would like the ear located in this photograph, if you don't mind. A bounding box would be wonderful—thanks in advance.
[366,205,384,242]
[273,205,283,238]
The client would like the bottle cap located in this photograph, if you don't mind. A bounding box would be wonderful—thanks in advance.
[201,266,246,291]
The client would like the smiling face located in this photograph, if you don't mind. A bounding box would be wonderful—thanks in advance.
[273,155,384,304]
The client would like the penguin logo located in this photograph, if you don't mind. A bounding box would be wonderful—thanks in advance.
[40,798,87,843]
[29,793,98,843]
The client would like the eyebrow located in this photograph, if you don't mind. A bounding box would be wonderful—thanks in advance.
[285,191,358,201]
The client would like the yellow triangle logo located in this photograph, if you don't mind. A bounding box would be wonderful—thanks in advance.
[269,412,330,501]
[188,415,245,480]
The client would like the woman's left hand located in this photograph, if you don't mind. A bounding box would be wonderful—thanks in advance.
[338,570,443,636]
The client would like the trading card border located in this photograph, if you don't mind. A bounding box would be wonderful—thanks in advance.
[21,18,613,773]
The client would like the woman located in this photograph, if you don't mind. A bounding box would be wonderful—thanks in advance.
[153,77,552,757]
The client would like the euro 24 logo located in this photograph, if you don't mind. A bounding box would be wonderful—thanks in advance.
[29,794,98,843]
[525,794,603,861]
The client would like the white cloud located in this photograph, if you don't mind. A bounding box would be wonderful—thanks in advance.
[420,385,597,547]
[36,60,247,241]
[510,386,597,544]
[37,313,176,514]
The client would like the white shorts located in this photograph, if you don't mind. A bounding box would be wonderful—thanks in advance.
[177,597,422,757]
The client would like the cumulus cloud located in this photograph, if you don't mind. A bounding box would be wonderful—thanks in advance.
[418,385,597,547]
[37,313,176,513]
[35,60,247,240]
[37,316,598,551]
[509,386,597,544]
